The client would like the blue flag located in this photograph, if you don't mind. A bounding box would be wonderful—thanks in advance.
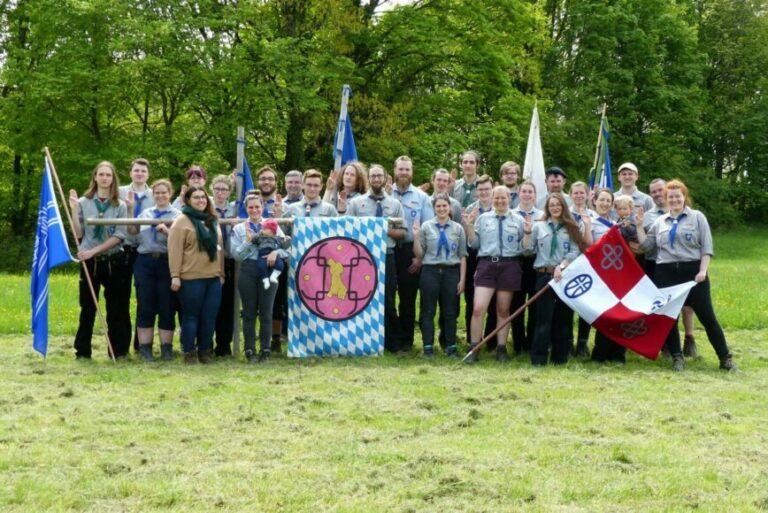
[31,160,76,356]
[237,156,255,219]
[333,85,357,168]
[589,115,613,191]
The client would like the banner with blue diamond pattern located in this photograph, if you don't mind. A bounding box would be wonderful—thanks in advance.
[288,217,386,357]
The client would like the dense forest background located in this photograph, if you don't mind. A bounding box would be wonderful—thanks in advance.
[2,0,767,269]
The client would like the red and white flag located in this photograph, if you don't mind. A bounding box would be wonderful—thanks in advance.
[550,226,694,359]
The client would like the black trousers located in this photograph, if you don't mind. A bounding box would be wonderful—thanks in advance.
[395,242,420,350]
[510,255,536,353]
[654,261,731,360]
[214,257,236,356]
[420,265,460,352]
[74,254,132,358]
[591,331,626,363]
[462,247,497,348]
[530,272,572,366]
[385,252,401,352]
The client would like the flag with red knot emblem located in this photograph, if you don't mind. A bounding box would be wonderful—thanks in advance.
[549,226,695,359]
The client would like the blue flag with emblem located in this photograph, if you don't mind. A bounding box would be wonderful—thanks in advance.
[588,114,613,191]
[31,160,76,356]
[288,217,386,357]
[237,156,255,219]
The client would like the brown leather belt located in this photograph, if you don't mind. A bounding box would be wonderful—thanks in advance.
[536,266,556,274]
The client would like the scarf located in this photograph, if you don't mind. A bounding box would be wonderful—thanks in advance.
[93,198,111,240]
[182,206,218,262]
[549,222,565,258]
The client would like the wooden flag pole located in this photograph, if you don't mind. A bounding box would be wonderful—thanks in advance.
[44,147,116,362]
[232,127,245,357]
[461,284,551,363]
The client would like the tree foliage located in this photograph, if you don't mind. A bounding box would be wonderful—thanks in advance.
[1,0,767,251]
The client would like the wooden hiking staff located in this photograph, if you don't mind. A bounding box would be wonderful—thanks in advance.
[461,284,551,363]
[44,147,117,361]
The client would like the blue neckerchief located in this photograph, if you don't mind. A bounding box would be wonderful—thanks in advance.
[669,213,686,248]
[371,196,385,217]
[248,221,261,237]
[435,223,451,259]
[478,204,491,214]
[151,209,171,241]
[263,198,275,218]
[133,192,145,218]
[497,215,505,257]
[305,202,318,217]
[596,216,614,228]
[284,196,302,205]
[215,206,229,246]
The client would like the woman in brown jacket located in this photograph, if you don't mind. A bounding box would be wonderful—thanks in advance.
[168,185,224,364]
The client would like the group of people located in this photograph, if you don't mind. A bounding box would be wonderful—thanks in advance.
[67,152,737,372]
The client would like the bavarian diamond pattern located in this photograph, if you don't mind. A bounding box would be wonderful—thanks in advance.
[288,217,387,357]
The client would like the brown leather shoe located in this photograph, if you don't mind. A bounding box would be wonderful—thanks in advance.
[184,351,198,365]
[198,349,213,365]
[683,336,699,359]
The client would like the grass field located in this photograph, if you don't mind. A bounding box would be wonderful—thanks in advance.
[2,227,768,512]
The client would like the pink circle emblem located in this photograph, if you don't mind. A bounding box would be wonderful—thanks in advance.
[295,237,378,321]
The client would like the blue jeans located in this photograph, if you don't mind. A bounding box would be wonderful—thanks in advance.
[134,253,174,330]
[177,277,222,354]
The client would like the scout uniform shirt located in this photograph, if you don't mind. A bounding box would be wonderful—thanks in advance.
[469,210,528,258]
[451,177,479,208]
[347,193,405,252]
[418,218,468,266]
[230,221,289,262]
[640,207,714,264]
[531,219,581,269]
[614,186,654,212]
[135,206,180,254]
[213,201,237,258]
[392,184,434,242]
[641,205,667,261]
[429,193,463,225]
[77,196,128,255]
[511,205,544,256]
[287,198,338,218]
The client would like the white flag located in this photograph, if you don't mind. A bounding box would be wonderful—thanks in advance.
[523,105,546,204]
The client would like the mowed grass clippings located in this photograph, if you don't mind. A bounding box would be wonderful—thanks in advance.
[1,227,768,511]
[2,333,768,512]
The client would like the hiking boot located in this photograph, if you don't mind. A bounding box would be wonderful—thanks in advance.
[138,344,155,362]
[496,345,510,363]
[160,344,174,361]
[184,351,198,365]
[672,355,685,372]
[198,349,213,365]
[270,337,282,354]
[464,344,479,364]
[719,357,739,372]
[422,345,435,359]
[575,339,590,358]
[258,349,271,363]
[683,336,699,359]
[244,349,258,364]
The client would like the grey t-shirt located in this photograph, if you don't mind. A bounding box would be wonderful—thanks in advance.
[77,197,128,255]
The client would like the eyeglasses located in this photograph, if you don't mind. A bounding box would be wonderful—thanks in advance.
[258,177,276,182]
[213,187,230,192]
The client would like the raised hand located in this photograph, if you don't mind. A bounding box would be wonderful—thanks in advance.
[523,214,533,233]
[338,190,347,213]
[68,189,79,211]
[419,183,431,193]
[245,222,254,243]
[326,169,339,192]
[449,169,457,191]
[124,190,135,215]
[635,208,644,225]
[385,174,393,195]
[273,193,283,218]
[411,219,421,239]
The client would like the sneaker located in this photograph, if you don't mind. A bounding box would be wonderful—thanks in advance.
[184,351,198,365]
[244,349,258,364]
[138,344,155,362]
[719,357,739,372]
[672,355,685,372]
[160,344,174,361]
[198,350,213,365]
[258,349,271,363]
[464,344,479,364]
[683,336,699,359]
[496,345,510,363]
[422,345,434,359]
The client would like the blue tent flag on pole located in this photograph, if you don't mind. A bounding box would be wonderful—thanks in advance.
[31,159,76,356]
[237,156,255,219]
[333,84,358,169]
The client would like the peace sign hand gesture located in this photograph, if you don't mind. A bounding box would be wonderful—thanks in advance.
[245,221,254,243]
[124,190,135,216]
[68,189,79,211]
[273,194,283,219]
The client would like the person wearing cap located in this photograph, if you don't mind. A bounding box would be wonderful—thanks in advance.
[231,195,289,363]
[347,164,407,353]
[172,165,209,209]
[452,150,481,208]
[391,155,434,353]
[499,161,521,209]
[529,192,586,366]
[638,179,737,372]
[413,193,467,358]
[614,162,653,213]
[509,180,544,355]
[463,185,530,363]
[68,161,131,359]
[536,167,574,210]
[119,158,155,353]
